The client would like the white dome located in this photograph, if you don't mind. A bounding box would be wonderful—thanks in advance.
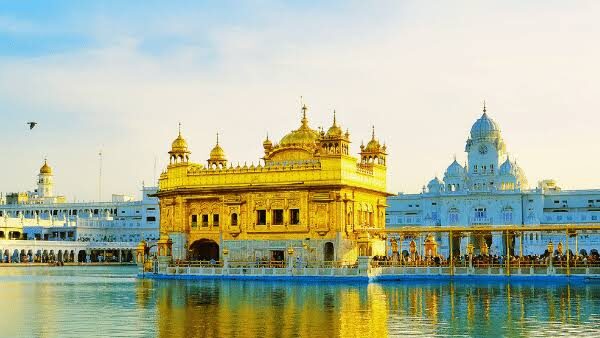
[499,157,529,188]
[470,112,501,140]
[445,160,466,177]
[499,158,517,176]
[427,177,444,193]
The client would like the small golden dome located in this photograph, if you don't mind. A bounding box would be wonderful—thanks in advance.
[263,133,273,148]
[170,123,190,156]
[326,110,343,137]
[209,133,226,161]
[365,139,380,152]
[171,134,188,152]
[40,159,52,175]
[210,144,226,161]
[364,126,381,152]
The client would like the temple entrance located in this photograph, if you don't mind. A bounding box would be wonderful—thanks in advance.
[189,239,219,261]
[324,242,334,261]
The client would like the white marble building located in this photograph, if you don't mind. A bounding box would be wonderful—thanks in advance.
[387,106,600,256]
[0,160,160,245]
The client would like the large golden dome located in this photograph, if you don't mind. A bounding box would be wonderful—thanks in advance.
[279,105,320,147]
[40,159,52,175]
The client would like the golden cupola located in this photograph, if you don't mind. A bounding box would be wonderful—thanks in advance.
[262,133,273,155]
[208,133,227,169]
[39,159,53,175]
[325,110,343,137]
[360,126,387,166]
[169,124,191,165]
[320,110,350,156]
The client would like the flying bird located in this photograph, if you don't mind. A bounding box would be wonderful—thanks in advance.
[27,122,37,130]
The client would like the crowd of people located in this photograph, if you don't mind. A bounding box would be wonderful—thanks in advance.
[372,249,600,268]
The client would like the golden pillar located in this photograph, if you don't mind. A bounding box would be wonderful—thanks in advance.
[505,231,510,276]
[449,231,454,276]
[565,229,570,276]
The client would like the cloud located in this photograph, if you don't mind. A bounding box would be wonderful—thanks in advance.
[0,1,599,200]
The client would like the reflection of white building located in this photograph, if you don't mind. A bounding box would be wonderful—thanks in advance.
[0,160,159,244]
[387,106,600,256]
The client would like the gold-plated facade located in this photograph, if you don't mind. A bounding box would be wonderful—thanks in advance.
[155,106,390,263]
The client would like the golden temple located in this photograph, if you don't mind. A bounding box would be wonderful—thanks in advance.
[154,104,390,264]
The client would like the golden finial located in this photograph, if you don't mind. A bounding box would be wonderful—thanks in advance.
[333,110,337,126]
[266,132,269,141]
[216,132,219,145]
[298,96,309,127]
[371,125,376,140]
[299,95,307,118]
[178,122,182,136]
[483,100,487,113]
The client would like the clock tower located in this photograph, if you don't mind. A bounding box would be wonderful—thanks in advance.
[465,104,506,190]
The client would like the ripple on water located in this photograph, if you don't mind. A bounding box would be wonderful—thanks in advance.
[1,268,600,337]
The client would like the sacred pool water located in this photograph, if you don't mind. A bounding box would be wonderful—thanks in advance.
[0,266,599,337]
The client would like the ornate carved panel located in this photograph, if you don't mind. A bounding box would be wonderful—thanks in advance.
[315,203,328,228]
[270,199,284,209]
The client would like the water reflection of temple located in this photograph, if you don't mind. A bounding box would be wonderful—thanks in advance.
[144,280,387,338]
[137,279,599,337]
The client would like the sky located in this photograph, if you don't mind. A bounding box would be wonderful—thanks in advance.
[1,0,599,201]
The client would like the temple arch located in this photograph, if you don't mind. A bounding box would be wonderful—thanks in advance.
[189,239,219,261]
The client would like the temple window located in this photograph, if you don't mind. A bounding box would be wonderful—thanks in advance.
[256,210,267,225]
[474,207,487,219]
[231,213,238,226]
[272,209,284,225]
[448,209,459,224]
[474,165,478,173]
[502,208,513,223]
[213,214,220,227]
[201,214,209,227]
[289,209,300,225]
